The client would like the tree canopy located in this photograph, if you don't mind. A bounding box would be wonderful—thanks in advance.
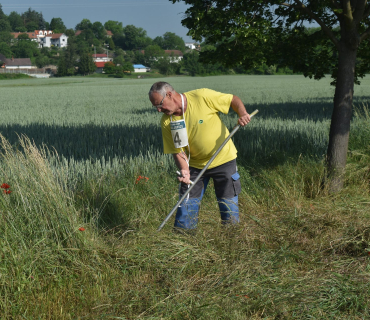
[154,32,186,52]
[104,20,123,35]
[50,18,66,33]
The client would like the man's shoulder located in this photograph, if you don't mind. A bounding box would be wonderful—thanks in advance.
[186,88,215,96]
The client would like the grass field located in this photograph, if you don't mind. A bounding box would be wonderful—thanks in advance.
[0,75,369,319]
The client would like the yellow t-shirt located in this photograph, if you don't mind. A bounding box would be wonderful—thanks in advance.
[161,88,238,169]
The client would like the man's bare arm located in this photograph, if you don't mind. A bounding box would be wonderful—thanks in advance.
[230,95,250,126]
[172,152,191,184]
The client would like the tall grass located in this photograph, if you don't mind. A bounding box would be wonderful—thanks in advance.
[0,75,369,319]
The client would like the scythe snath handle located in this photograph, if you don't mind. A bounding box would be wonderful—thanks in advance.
[157,109,259,231]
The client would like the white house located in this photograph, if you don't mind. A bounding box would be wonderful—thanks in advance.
[11,30,54,48]
[185,42,196,50]
[185,42,200,51]
[42,33,68,48]
[133,64,150,72]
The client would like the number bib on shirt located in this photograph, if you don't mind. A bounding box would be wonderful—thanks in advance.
[170,119,188,148]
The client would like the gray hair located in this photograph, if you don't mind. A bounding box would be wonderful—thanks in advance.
[148,82,175,98]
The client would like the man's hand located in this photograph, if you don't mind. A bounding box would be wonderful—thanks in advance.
[238,113,251,127]
[173,153,192,185]
[178,169,191,184]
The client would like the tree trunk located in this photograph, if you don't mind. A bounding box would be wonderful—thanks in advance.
[326,41,357,193]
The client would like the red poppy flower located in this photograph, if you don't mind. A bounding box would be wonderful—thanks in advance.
[1,183,10,189]
[78,227,85,231]
[135,176,149,184]
[3,190,11,194]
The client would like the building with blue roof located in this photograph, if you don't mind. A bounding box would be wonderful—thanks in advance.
[133,64,150,72]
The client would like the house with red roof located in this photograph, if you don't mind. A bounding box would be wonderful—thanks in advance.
[92,53,113,72]
[11,32,40,46]
[11,30,68,48]
[164,50,183,63]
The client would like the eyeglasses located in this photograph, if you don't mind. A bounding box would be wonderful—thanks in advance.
[152,94,167,108]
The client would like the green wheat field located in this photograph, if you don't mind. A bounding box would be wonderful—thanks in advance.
[0,75,369,319]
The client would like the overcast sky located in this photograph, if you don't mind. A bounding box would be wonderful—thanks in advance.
[1,0,194,42]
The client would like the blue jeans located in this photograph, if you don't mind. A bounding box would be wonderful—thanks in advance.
[174,174,240,230]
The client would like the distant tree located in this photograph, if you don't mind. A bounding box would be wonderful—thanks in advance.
[122,25,152,50]
[77,50,96,75]
[0,4,6,20]
[40,46,50,57]
[155,57,177,75]
[0,19,11,32]
[35,55,49,68]
[112,33,125,49]
[63,42,77,75]
[104,20,123,35]
[25,21,38,32]
[153,36,165,48]
[65,28,75,37]
[8,11,25,31]
[22,8,44,31]
[144,44,165,66]
[76,28,95,47]
[50,18,66,33]
[182,51,204,76]
[107,37,115,50]
[0,42,12,57]
[182,50,229,76]
[12,37,39,58]
[92,38,101,48]
[15,26,27,32]
[134,50,145,64]
[75,19,92,31]
[162,32,186,52]
[114,48,123,55]
[121,61,134,73]
[123,50,135,63]
[56,56,68,76]
[103,61,116,74]
[113,55,125,66]
[92,21,106,40]
[38,12,46,30]
[0,31,13,44]
[17,33,30,40]
[145,44,165,57]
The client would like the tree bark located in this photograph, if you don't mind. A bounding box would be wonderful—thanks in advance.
[326,38,357,192]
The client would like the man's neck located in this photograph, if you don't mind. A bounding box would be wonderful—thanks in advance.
[179,93,187,114]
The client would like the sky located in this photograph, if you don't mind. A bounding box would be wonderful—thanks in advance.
[1,0,194,42]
